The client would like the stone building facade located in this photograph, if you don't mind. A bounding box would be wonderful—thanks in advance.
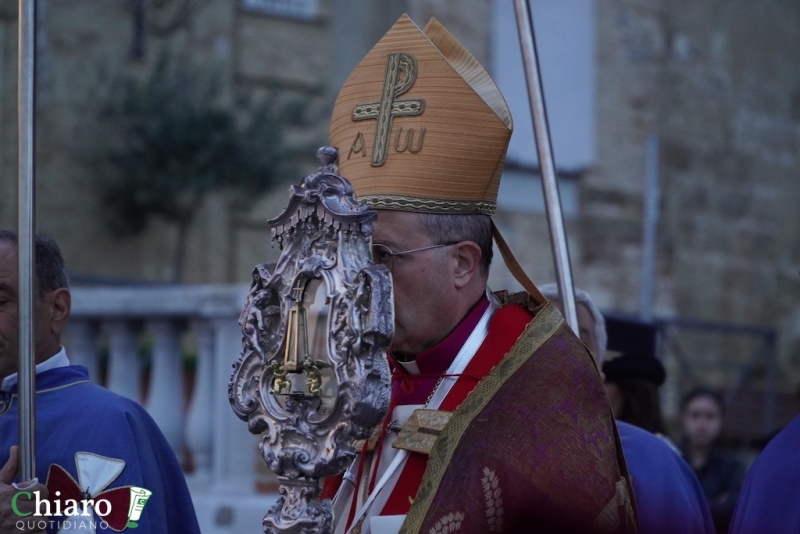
[585,0,800,419]
[0,0,497,281]
[0,0,798,431]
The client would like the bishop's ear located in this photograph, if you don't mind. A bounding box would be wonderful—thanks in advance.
[452,241,483,288]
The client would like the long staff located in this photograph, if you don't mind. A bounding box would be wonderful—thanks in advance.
[512,0,579,332]
[18,0,37,482]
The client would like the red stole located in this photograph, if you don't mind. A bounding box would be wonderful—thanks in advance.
[379,303,533,516]
[321,296,492,503]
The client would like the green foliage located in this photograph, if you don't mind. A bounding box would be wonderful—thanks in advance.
[95,57,309,238]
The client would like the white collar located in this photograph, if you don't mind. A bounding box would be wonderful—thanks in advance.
[1,347,70,393]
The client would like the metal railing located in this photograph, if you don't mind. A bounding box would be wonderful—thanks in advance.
[656,316,782,444]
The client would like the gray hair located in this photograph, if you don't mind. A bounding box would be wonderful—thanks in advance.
[0,230,69,294]
[417,213,493,276]
[538,283,607,363]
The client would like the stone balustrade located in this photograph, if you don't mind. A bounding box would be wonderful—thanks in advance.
[65,284,274,533]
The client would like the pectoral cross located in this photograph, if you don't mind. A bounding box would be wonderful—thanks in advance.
[352,52,425,166]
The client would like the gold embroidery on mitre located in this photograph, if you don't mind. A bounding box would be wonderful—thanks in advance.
[360,195,497,216]
[394,126,426,153]
[351,51,425,167]
[348,132,367,159]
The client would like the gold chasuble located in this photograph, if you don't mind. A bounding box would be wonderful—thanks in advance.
[325,15,637,534]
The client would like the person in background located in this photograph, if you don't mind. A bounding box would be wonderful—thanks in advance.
[680,387,745,534]
[602,318,670,437]
[0,230,200,534]
[540,283,714,534]
[729,414,800,533]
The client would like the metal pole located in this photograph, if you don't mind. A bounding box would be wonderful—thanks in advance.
[640,134,659,322]
[763,333,777,436]
[17,0,37,482]
[512,0,579,333]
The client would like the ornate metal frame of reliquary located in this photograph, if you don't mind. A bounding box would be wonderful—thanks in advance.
[229,147,393,534]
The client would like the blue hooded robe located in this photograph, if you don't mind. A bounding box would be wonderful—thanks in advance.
[617,421,715,534]
[0,365,200,534]
[729,415,800,533]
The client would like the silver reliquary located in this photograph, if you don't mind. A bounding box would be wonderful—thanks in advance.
[228,147,393,534]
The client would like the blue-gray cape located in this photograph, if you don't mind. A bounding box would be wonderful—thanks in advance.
[617,421,714,534]
[0,365,200,533]
[730,415,800,533]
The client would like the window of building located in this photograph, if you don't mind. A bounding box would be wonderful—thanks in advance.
[496,165,580,218]
[491,0,596,173]
[240,0,319,21]
[491,0,594,216]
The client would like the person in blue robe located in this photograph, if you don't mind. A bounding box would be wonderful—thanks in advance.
[729,415,800,533]
[603,316,715,534]
[0,231,200,534]
[618,420,715,534]
[1,364,202,534]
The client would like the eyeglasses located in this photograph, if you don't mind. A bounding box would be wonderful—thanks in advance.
[371,241,459,271]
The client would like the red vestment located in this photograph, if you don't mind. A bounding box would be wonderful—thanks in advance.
[324,292,636,533]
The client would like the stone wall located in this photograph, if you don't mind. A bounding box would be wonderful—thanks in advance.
[0,0,493,285]
[0,1,324,283]
[584,0,800,395]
